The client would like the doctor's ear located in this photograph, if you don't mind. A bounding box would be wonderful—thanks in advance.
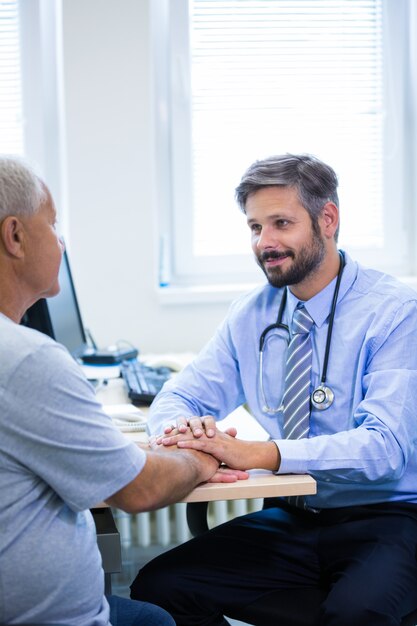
[0,215,25,257]
[320,202,339,240]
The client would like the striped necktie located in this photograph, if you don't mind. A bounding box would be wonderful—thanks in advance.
[282,305,314,440]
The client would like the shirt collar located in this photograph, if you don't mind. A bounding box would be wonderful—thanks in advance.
[285,250,358,329]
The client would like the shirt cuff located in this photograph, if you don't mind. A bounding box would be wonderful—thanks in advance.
[273,438,310,474]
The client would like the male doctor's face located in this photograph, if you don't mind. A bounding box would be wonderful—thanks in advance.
[245,185,326,289]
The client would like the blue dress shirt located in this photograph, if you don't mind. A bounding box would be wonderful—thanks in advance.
[148,252,417,508]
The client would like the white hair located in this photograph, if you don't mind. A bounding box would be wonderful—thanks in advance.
[0,155,46,220]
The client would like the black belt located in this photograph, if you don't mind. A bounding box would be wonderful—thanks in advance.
[278,498,417,524]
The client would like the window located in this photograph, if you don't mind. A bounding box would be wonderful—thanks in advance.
[0,0,23,154]
[155,0,412,287]
[0,0,65,229]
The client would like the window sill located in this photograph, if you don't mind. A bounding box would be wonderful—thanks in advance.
[157,274,417,305]
[157,282,262,305]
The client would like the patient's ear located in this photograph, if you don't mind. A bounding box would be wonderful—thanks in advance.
[320,202,339,239]
[1,215,25,257]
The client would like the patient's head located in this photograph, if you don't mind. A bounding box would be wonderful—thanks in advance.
[0,156,46,220]
[0,155,63,321]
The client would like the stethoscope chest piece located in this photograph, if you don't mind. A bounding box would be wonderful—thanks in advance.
[311,385,334,411]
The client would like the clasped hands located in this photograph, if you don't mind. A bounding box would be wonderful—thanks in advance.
[149,416,250,484]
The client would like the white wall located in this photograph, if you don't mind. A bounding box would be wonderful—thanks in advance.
[56,0,417,354]
[60,0,234,354]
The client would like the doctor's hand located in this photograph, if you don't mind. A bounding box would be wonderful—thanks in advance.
[163,415,219,439]
[162,428,280,472]
[150,429,247,482]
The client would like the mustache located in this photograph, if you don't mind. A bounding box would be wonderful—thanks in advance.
[259,250,294,263]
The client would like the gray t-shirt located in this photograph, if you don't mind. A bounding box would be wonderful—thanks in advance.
[0,313,146,624]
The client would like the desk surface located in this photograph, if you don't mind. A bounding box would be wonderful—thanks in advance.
[182,471,316,502]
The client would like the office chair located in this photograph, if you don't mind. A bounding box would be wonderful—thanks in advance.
[91,507,122,595]
[186,500,417,626]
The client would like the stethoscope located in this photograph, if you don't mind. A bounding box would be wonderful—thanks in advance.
[259,250,346,414]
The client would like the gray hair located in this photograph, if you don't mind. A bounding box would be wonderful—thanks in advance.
[235,153,339,239]
[0,155,46,221]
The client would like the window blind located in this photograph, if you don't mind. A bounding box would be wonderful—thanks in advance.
[0,0,23,154]
[188,0,383,257]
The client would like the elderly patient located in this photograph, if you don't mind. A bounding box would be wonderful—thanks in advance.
[0,155,247,626]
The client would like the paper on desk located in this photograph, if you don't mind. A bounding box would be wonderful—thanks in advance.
[102,404,147,433]
[218,406,269,441]
[82,363,121,381]
[102,403,146,422]
[113,420,147,433]
[142,352,195,372]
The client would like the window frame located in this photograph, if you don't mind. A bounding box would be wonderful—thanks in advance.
[17,0,67,232]
[152,0,416,290]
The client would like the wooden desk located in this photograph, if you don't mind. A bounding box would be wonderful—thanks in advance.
[182,471,316,503]
[183,470,316,536]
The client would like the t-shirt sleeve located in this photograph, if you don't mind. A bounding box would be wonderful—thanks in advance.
[2,341,146,511]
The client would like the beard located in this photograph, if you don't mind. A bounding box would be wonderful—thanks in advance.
[256,228,326,289]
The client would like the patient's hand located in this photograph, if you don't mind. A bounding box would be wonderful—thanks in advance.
[208,466,249,483]
[163,415,220,439]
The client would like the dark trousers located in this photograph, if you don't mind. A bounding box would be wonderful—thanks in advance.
[130,501,417,626]
[107,595,175,625]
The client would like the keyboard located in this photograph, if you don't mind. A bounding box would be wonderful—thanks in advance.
[120,359,172,405]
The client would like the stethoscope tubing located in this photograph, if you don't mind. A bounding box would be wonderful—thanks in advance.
[259,250,346,413]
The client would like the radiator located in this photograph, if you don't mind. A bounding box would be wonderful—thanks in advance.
[113,498,264,547]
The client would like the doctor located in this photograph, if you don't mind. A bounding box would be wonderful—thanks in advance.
[131,153,417,626]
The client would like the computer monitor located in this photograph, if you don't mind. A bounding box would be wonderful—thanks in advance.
[21,249,89,359]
